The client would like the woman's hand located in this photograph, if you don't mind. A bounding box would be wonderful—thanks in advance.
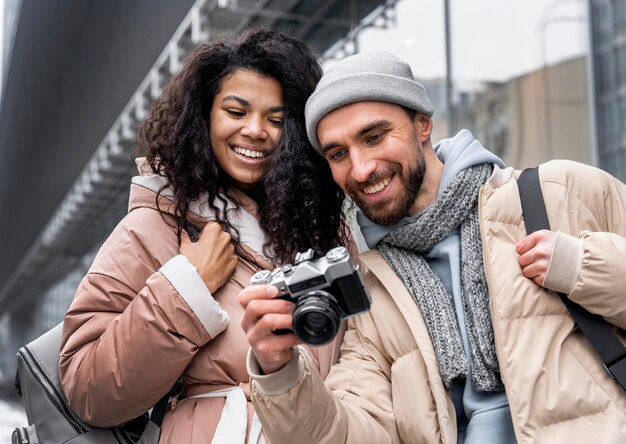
[180,221,238,293]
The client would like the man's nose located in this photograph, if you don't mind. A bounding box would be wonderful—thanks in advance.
[350,149,377,183]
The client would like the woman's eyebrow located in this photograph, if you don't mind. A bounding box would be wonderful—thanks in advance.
[221,95,249,106]
[222,96,284,113]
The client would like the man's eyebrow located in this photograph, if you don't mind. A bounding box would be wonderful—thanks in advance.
[320,120,393,154]
[357,120,392,138]
[320,142,340,155]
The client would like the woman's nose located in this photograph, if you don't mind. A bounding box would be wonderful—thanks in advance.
[240,117,267,140]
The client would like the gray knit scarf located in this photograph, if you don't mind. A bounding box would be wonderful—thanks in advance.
[378,163,503,392]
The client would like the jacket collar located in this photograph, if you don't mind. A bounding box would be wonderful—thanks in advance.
[128,159,269,261]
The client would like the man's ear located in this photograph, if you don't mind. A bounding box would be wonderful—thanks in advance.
[416,114,433,142]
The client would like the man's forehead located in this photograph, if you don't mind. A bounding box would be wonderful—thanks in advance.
[317,101,402,139]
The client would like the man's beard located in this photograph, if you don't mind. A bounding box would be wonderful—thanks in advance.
[346,150,425,226]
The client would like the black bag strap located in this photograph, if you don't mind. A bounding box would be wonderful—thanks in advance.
[150,372,185,426]
[149,392,170,426]
[518,167,626,390]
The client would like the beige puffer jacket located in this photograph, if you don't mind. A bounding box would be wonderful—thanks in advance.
[249,160,626,443]
[59,170,342,443]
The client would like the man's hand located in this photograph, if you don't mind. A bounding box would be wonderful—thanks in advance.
[240,285,300,374]
[180,221,238,293]
[516,229,557,287]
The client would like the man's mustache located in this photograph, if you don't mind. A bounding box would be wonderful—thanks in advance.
[345,166,401,192]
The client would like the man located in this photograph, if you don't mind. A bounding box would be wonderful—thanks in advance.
[239,51,626,443]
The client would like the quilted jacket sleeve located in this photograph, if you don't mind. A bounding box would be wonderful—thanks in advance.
[567,174,626,328]
[59,208,228,427]
[248,319,399,444]
[544,164,626,330]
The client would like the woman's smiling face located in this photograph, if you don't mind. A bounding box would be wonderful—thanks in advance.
[209,69,285,193]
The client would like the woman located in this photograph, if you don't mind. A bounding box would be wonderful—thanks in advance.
[59,28,348,443]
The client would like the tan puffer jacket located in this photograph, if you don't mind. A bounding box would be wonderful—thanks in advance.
[249,160,626,443]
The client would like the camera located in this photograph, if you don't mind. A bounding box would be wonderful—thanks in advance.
[249,247,371,345]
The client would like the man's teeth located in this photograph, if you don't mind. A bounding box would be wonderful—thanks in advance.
[233,146,265,158]
[363,177,391,195]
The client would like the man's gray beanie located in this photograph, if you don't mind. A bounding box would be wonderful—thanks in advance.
[305,51,433,154]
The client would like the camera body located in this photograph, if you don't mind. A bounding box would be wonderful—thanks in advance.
[249,246,371,345]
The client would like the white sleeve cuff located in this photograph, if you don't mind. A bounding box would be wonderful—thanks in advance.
[544,231,583,294]
[160,254,229,339]
[247,347,304,396]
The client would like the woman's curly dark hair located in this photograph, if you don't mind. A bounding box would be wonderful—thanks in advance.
[136,27,349,264]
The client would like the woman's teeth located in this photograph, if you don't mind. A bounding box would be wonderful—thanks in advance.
[232,146,265,158]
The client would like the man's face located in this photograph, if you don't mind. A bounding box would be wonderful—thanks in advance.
[317,101,429,226]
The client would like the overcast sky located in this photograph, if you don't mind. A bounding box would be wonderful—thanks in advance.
[358,0,587,83]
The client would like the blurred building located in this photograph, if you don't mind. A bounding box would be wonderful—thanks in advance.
[446,56,591,168]
[589,0,626,180]
[0,0,624,392]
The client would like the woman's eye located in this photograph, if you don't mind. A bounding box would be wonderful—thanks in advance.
[226,109,245,117]
[269,118,283,127]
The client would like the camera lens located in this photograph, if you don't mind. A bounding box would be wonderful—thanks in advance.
[292,290,341,346]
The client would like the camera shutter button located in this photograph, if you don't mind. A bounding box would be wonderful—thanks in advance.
[250,269,272,285]
[326,246,348,263]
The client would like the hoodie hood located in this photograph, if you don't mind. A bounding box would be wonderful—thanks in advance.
[434,129,505,192]
[358,129,505,249]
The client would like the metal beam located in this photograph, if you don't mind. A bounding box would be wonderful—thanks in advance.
[227,5,352,27]
[292,0,339,39]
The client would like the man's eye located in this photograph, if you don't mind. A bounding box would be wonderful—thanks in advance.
[366,132,385,144]
[328,149,347,161]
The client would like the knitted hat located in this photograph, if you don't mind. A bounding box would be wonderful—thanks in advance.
[305,51,433,154]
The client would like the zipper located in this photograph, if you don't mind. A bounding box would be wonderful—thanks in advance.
[18,346,88,434]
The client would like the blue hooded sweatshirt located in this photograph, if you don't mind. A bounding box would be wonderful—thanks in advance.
[357,130,516,444]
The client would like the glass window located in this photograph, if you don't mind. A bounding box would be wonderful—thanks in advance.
[603,146,626,178]
[614,0,626,32]
[599,101,615,142]
[617,43,626,85]
[598,50,616,95]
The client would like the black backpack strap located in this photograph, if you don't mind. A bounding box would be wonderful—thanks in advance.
[149,393,169,427]
[149,372,186,426]
[518,167,626,390]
